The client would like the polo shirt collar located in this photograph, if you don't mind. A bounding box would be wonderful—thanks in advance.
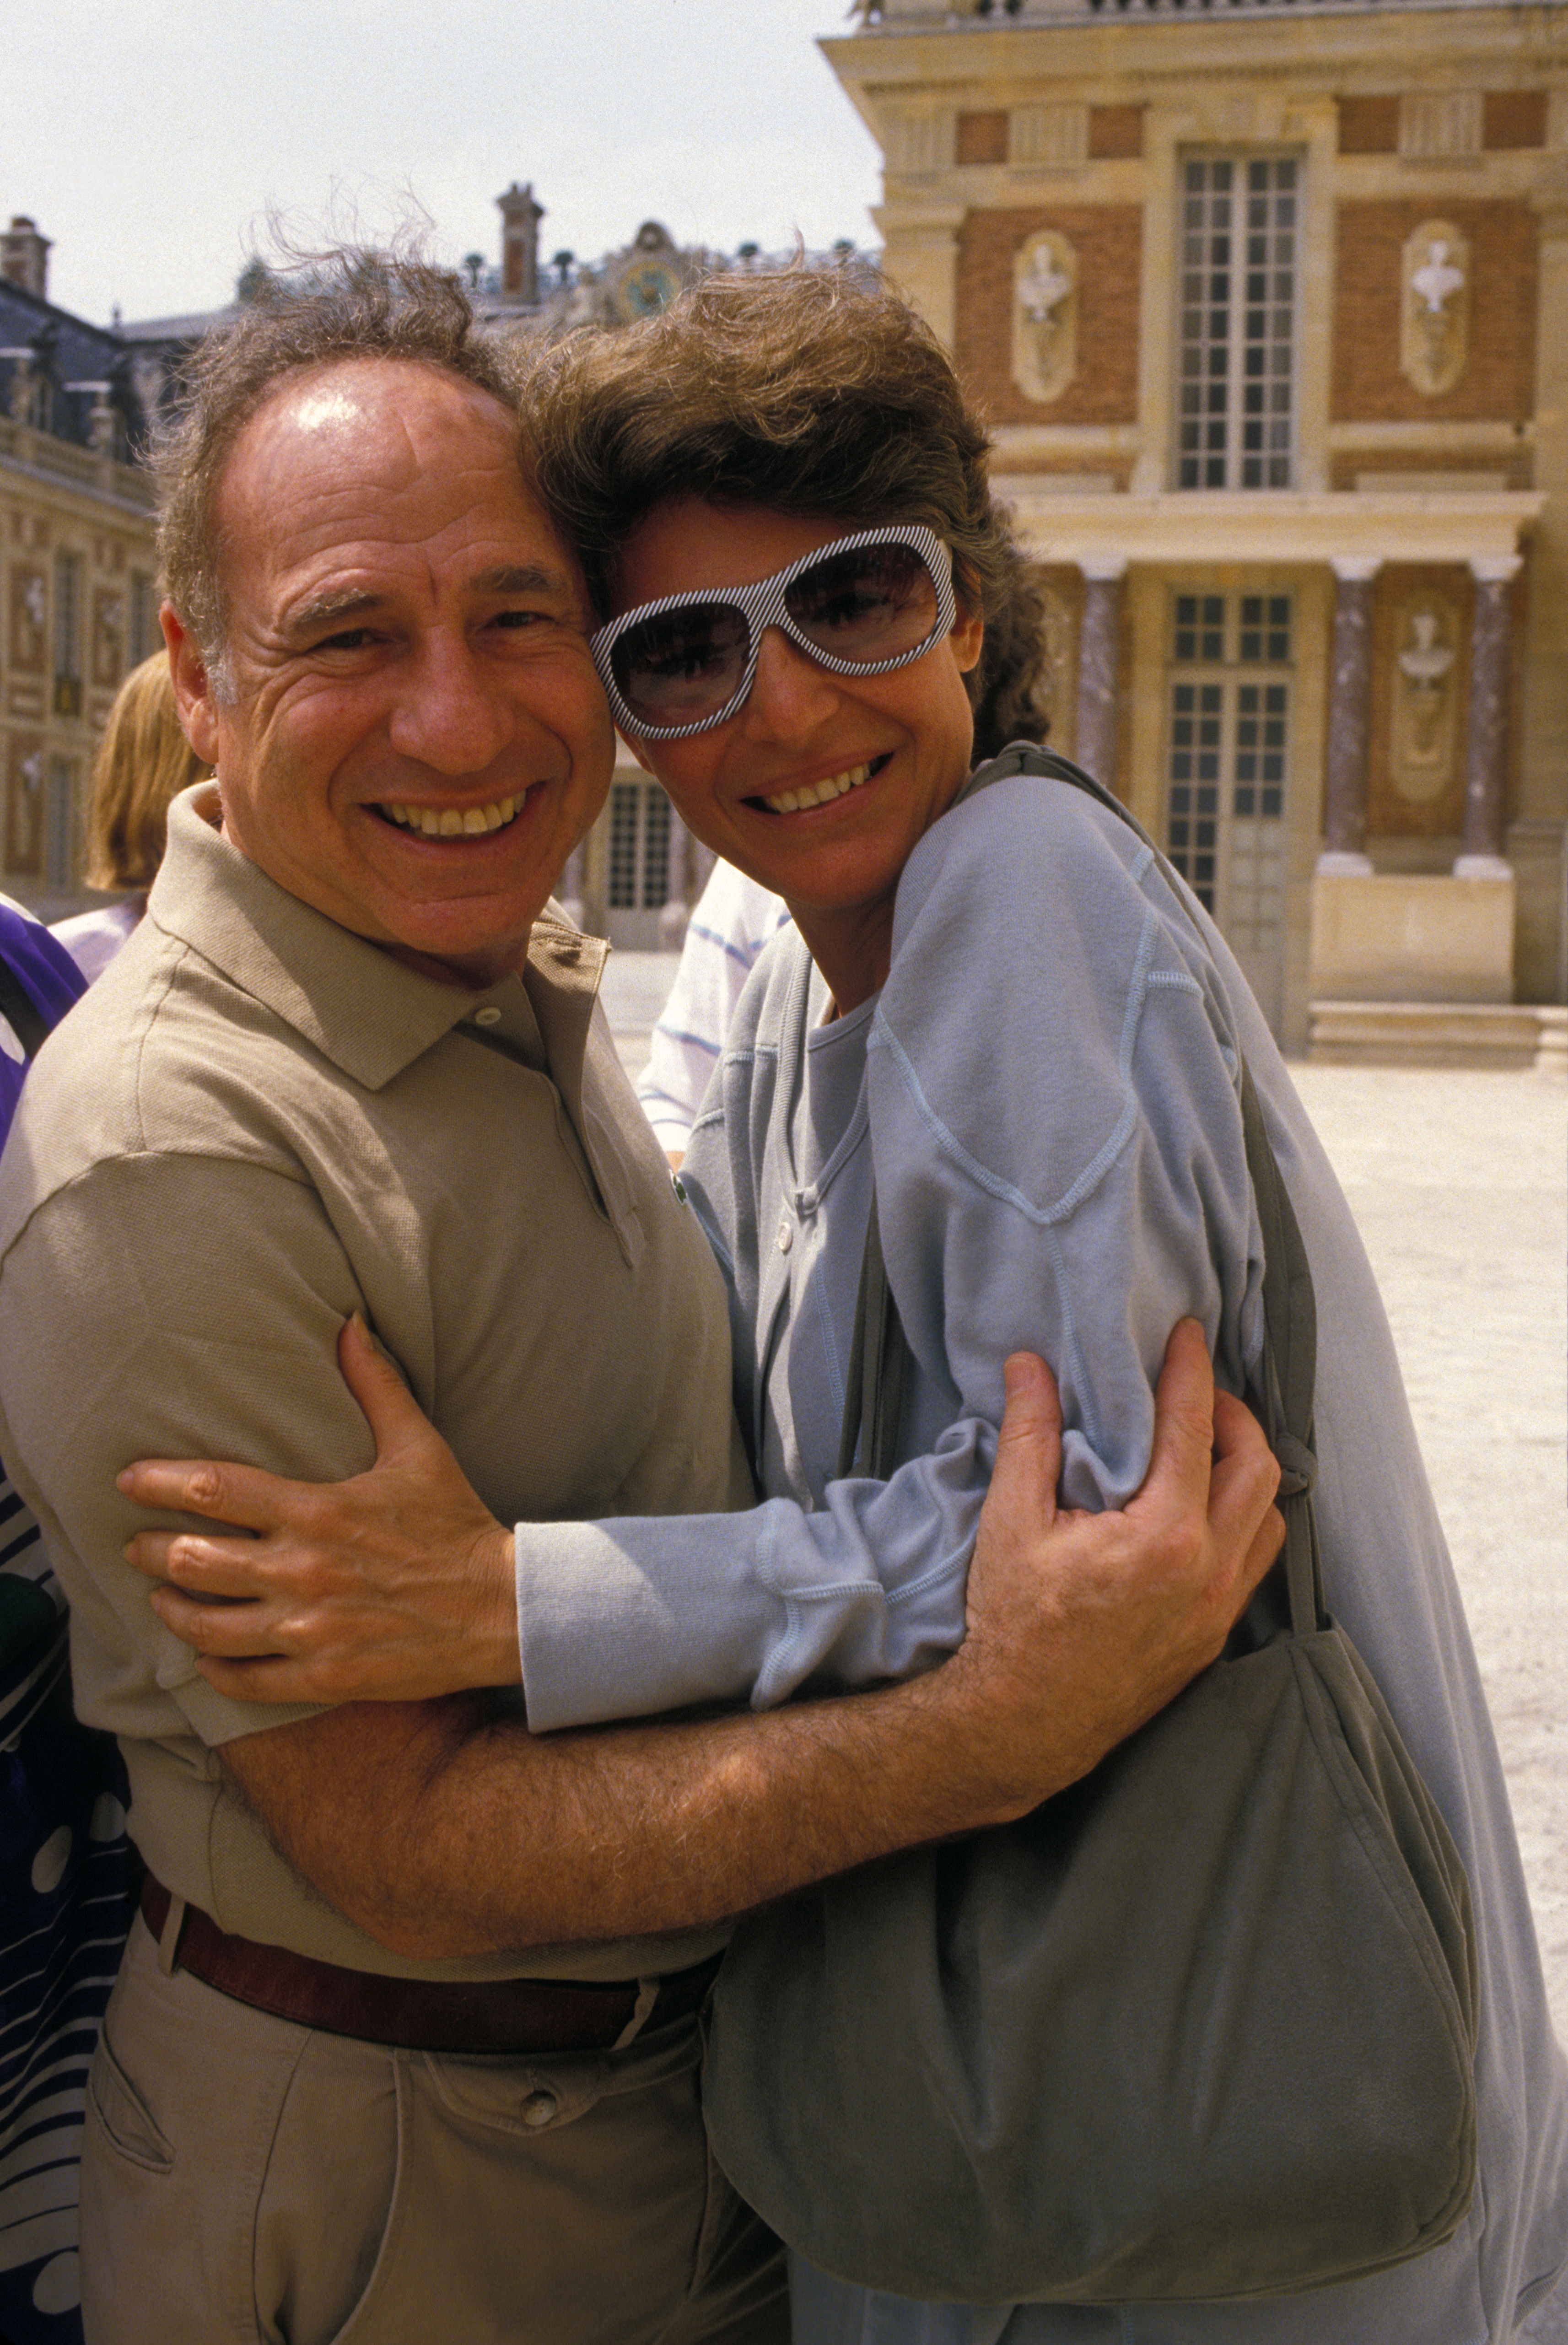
[146,783,607,1094]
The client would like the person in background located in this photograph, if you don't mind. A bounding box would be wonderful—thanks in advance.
[638,560,1053,1162]
[51,653,206,984]
[638,864,790,1163]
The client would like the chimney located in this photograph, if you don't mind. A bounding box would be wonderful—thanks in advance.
[496,183,544,305]
[1,217,50,301]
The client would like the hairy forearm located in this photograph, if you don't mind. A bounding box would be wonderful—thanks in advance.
[222,1671,1024,1960]
[219,1332,1282,1961]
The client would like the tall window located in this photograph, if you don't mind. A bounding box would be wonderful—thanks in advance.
[52,551,82,717]
[607,780,671,913]
[1165,591,1291,1023]
[1176,156,1299,491]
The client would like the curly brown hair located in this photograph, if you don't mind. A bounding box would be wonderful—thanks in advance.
[523,269,1047,750]
[152,249,524,678]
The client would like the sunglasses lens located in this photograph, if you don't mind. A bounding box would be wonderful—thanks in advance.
[784,543,938,667]
[611,603,750,729]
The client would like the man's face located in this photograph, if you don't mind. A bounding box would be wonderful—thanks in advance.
[166,358,615,985]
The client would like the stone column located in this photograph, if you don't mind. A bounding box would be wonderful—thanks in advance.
[556,840,586,930]
[659,799,694,949]
[1317,557,1381,874]
[1074,557,1126,790]
[1455,555,1522,878]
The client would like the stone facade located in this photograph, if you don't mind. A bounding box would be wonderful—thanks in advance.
[0,239,158,916]
[824,0,1568,1047]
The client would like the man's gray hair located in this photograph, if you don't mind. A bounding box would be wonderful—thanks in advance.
[152,248,525,688]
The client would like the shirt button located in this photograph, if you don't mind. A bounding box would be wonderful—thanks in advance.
[473,1005,502,1028]
[521,2091,558,2129]
[777,1220,792,1254]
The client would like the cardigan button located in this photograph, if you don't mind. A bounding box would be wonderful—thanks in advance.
[776,1220,792,1254]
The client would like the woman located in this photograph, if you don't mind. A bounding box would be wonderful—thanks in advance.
[125,273,1567,2344]
[52,651,206,982]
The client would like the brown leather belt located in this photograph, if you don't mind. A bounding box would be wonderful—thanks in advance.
[140,1876,721,2055]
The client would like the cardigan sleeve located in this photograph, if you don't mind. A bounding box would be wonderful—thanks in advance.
[514,780,1267,1732]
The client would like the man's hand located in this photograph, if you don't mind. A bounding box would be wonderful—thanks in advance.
[119,1315,519,1702]
[932,1320,1283,1825]
[206,1321,1283,1956]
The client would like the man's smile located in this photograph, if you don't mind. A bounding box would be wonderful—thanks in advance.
[373,787,536,839]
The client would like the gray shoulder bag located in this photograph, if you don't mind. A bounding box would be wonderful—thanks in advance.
[701,755,1478,2306]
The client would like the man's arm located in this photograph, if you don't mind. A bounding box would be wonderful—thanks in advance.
[218,1333,1281,1958]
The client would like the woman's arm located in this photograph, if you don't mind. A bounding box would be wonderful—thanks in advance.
[124,784,1277,1725]
[123,1317,1279,1714]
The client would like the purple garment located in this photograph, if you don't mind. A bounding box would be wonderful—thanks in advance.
[0,902,86,1146]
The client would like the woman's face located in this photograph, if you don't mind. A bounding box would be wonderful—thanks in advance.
[612,501,983,933]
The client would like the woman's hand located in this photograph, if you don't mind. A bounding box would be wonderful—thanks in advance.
[119,1315,520,1704]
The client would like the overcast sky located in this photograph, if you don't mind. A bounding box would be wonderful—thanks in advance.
[5,0,883,328]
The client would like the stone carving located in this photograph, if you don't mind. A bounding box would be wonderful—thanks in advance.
[7,743,43,875]
[7,358,36,426]
[1401,221,1470,397]
[1012,232,1078,405]
[10,568,45,673]
[1010,105,1087,170]
[93,588,124,689]
[1398,91,1482,160]
[1390,596,1458,803]
[882,108,954,177]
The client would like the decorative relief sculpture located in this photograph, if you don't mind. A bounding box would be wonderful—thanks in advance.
[6,743,43,875]
[1390,595,1459,802]
[1010,105,1087,170]
[882,108,954,177]
[7,359,36,427]
[1401,221,1470,396]
[9,569,45,673]
[1012,232,1078,405]
[93,589,124,689]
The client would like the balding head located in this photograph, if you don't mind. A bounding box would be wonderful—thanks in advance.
[154,248,526,684]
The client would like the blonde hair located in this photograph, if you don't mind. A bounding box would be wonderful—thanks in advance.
[84,653,207,892]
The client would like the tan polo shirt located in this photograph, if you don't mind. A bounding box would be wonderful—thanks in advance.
[0,785,753,1982]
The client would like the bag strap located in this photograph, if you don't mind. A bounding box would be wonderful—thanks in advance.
[835,749,1326,1638]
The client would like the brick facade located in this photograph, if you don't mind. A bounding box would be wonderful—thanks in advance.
[1483,90,1548,151]
[1332,199,1538,424]
[957,110,1008,167]
[1337,96,1400,154]
[954,205,1142,426]
[1088,105,1144,160]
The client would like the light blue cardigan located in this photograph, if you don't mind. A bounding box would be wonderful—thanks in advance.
[515,752,1568,2344]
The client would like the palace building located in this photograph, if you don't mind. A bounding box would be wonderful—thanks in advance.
[822,0,1567,1061]
[0,221,159,918]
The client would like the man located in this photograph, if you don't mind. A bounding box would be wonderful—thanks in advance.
[0,257,1281,2345]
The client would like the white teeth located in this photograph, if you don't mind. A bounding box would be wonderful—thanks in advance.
[381,792,526,837]
[760,763,872,817]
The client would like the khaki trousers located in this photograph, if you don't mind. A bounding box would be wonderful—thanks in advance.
[81,1918,787,2345]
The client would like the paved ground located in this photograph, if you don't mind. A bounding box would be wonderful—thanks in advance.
[604,951,1568,2039]
[1289,1063,1568,2059]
